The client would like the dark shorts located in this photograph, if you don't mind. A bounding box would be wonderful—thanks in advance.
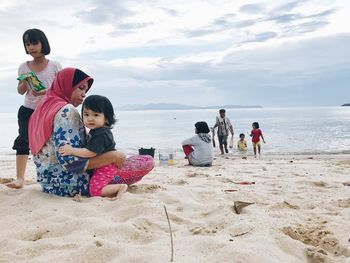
[218,134,228,145]
[12,105,34,155]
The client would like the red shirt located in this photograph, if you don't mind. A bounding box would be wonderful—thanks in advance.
[251,128,262,143]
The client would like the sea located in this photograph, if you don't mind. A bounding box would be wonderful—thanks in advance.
[1,107,350,157]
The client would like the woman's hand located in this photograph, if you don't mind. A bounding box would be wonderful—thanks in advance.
[17,80,28,94]
[87,150,126,170]
[59,144,73,156]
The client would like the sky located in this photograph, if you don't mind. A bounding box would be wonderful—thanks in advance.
[0,0,349,112]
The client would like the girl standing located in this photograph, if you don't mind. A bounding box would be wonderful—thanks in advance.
[8,29,62,189]
[250,122,266,158]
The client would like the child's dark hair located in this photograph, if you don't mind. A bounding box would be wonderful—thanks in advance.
[239,133,245,138]
[22,29,51,55]
[82,95,116,127]
[252,122,260,128]
[195,121,210,134]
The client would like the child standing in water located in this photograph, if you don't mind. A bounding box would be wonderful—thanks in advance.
[59,95,128,197]
[8,29,62,189]
[237,133,247,150]
[237,133,248,159]
[250,122,265,158]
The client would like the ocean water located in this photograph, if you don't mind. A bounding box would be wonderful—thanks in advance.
[1,107,350,157]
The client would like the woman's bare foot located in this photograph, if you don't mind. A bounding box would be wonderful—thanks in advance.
[5,179,24,189]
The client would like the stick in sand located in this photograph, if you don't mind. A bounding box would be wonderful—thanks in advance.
[231,228,254,237]
[164,205,174,262]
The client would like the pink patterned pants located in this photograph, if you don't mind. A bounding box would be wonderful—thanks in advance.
[89,155,154,196]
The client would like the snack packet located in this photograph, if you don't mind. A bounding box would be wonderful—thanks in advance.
[17,72,46,92]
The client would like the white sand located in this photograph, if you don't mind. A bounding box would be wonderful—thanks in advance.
[1,154,350,263]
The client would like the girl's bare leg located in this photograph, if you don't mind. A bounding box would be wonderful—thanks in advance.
[6,155,28,189]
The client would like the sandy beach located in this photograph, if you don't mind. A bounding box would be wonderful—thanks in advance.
[0,154,350,263]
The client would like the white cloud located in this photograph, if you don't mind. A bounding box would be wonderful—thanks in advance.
[0,0,349,111]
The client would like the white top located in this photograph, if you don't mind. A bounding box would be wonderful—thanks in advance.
[215,116,233,136]
[19,60,62,109]
[182,135,214,166]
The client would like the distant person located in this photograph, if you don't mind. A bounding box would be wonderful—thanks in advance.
[212,109,234,155]
[8,28,62,189]
[250,122,265,158]
[237,133,248,159]
[237,133,247,151]
[182,121,214,166]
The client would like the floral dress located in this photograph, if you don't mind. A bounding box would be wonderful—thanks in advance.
[33,104,90,197]
[33,104,155,197]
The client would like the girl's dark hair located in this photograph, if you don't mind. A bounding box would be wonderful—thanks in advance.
[22,29,51,55]
[239,133,245,138]
[252,122,260,128]
[195,121,210,134]
[82,95,116,127]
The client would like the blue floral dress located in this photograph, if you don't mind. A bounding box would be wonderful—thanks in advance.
[33,104,90,197]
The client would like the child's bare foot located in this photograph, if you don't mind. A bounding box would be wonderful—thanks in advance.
[101,184,128,198]
[116,184,128,198]
[5,179,24,189]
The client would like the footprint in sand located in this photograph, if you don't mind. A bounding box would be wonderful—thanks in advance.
[128,184,163,193]
[219,177,233,183]
[189,226,217,235]
[336,198,350,208]
[312,181,328,187]
[20,229,50,241]
[173,179,188,185]
[185,171,209,178]
[269,201,300,210]
[94,240,103,247]
[281,221,350,261]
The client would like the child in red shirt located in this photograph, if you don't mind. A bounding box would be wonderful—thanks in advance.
[250,122,265,158]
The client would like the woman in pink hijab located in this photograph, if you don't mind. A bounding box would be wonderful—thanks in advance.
[29,68,153,197]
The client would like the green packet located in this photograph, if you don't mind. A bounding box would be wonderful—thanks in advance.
[17,72,46,92]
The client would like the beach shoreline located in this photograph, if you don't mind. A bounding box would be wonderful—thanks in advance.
[1,153,350,262]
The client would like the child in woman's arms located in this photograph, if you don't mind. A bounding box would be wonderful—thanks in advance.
[59,95,127,197]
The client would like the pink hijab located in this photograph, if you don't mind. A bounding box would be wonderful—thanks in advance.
[29,67,93,155]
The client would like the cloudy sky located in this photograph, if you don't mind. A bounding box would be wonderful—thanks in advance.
[0,0,349,112]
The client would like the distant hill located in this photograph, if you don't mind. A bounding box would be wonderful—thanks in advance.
[342,103,350,106]
[117,103,262,111]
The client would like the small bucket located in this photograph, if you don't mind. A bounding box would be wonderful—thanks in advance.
[159,153,169,166]
[138,147,155,158]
